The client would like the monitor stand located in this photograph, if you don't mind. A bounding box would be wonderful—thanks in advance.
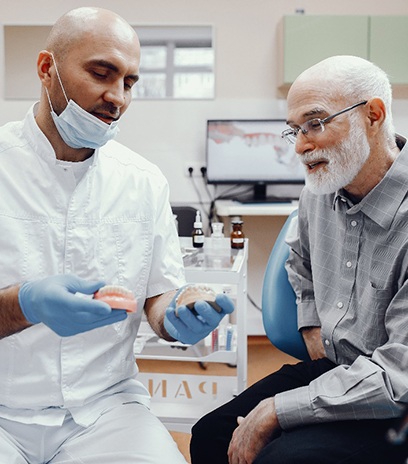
[234,183,297,204]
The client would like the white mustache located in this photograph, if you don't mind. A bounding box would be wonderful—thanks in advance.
[299,152,329,166]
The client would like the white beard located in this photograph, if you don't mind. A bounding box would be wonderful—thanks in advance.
[301,123,371,195]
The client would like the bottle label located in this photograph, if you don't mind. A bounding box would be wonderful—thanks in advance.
[193,236,205,243]
[231,238,244,243]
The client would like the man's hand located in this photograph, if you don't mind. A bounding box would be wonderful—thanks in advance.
[301,327,326,360]
[228,397,280,464]
[18,274,127,337]
[164,291,234,345]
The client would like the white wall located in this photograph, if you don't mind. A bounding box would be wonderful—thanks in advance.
[2,0,408,333]
[2,0,408,201]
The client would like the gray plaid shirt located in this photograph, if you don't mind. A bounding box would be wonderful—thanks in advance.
[275,136,408,429]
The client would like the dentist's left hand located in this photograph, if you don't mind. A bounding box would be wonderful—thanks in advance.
[164,288,234,345]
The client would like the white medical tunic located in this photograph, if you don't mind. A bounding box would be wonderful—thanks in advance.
[0,104,186,427]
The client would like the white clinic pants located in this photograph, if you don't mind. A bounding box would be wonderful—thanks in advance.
[0,403,187,464]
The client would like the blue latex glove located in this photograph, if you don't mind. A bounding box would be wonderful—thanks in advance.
[18,274,127,337]
[164,289,234,345]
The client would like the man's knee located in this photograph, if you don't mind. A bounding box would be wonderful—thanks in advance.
[253,440,320,464]
[254,419,408,464]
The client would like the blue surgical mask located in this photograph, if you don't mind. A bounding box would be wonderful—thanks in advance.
[45,54,120,149]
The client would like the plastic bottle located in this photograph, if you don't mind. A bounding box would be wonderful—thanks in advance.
[230,218,245,249]
[211,222,224,250]
[192,210,204,248]
[225,324,234,351]
[211,327,219,352]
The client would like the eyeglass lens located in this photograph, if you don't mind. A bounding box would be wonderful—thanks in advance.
[282,100,367,144]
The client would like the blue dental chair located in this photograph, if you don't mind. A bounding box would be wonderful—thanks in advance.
[261,210,310,361]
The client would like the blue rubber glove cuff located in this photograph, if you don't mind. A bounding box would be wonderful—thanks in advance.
[164,288,234,345]
[19,281,42,324]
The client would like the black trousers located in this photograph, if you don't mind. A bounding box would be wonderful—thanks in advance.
[190,358,408,464]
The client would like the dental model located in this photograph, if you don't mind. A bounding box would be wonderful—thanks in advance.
[93,285,137,313]
[175,284,221,316]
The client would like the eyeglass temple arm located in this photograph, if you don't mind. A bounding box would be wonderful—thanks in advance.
[323,100,368,124]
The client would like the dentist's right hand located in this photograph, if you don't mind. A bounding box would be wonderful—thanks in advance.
[18,274,127,337]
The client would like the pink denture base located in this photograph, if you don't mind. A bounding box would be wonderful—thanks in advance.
[94,293,137,313]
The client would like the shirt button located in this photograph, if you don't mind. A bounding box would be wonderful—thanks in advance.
[346,261,352,268]
[325,339,330,346]
[337,302,343,308]
[351,220,357,227]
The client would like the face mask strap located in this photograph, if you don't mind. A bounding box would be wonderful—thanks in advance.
[49,52,69,105]
[44,87,54,112]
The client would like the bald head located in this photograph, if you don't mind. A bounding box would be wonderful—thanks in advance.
[46,7,138,62]
[35,6,140,154]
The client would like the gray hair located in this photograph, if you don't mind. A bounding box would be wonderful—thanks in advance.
[299,56,395,141]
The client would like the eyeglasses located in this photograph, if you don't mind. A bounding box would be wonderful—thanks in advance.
[281,100,368,144]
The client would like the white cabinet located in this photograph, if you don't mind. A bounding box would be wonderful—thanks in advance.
[135,237,248,432]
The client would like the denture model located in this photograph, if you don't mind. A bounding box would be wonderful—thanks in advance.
[175,284,221,316]
[94,285,137,313]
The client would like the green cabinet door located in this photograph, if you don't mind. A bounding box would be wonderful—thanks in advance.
[281,15,369,85]
[370,16,408,85]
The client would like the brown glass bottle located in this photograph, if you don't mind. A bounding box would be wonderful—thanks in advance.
[230,219,245,249]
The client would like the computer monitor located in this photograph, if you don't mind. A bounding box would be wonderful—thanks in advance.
[206,119,305,202]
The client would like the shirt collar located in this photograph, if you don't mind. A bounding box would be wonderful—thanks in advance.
[333,135,408,230]
[24,103,99,166]
[23,103,56,164]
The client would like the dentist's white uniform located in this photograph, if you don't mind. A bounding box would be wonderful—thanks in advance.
[0,104,187,463]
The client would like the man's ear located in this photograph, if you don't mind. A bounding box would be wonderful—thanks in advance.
[365,97,386,131]
[37,50,53,86]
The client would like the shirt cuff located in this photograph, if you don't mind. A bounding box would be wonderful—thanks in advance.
[275,386,315,430]
[297,301,321,329]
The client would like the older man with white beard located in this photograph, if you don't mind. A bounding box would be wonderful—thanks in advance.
[190,55,408,464]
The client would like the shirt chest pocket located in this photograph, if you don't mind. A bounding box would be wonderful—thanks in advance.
[69,219,152,296]
[0,216,62,285]
[358,281,394,350]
